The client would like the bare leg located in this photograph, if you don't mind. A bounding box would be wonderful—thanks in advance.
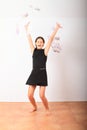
[28,85,37,112]
[39,86,49,111]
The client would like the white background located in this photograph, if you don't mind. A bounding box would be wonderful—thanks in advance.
[0,0,87,102]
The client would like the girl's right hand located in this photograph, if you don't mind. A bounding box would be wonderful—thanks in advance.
[25,22,30,30]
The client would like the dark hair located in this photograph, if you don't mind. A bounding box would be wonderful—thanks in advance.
[35,36,45,43]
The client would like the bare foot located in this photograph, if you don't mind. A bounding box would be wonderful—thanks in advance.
[45,110,51,116]
[29,107,37,113]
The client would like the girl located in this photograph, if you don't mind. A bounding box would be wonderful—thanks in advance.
[25,22,62,113]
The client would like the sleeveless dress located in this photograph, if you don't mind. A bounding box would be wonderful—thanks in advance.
[26,48,48,86]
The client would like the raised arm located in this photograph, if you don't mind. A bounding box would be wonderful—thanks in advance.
[44,23,62,55]
[25,22,35,53]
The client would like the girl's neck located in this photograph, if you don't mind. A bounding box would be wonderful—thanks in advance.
[36,47,43,50]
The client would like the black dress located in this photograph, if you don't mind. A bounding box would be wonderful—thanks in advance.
[26,48,48,86]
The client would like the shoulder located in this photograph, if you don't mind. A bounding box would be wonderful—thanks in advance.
[43,49,47,57]
[44,48,48,56]
[32,48,36,56]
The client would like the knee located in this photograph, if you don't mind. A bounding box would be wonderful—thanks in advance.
[28,93,33,100]
[39,93,45,100]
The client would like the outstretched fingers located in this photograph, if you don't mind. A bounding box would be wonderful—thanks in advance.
[56,23,63,28]
[25,21,30,30]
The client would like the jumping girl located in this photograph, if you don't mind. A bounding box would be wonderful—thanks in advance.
[25,22,62,113]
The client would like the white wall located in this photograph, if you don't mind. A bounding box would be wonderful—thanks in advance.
[0,0,87,102]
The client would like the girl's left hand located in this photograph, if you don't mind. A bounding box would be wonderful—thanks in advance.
[56,23,63,28]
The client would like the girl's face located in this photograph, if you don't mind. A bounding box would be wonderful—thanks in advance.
[35,38,44,49]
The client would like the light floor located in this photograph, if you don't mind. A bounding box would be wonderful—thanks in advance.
[0,102,87,130]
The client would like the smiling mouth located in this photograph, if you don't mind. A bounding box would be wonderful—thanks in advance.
[37,45,41,47]
[37,45,42,49]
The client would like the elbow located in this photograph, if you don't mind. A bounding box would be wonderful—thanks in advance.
[49,36,54,42]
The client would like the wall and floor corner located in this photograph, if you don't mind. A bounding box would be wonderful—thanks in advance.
[0,0,87,102]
